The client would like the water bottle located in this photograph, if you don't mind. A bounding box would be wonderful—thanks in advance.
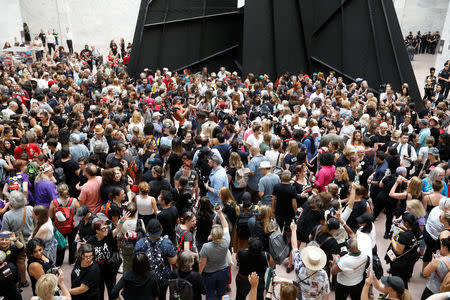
[385,168,391,176]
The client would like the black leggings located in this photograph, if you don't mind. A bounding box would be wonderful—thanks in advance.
[423,229,439,263]
[335,280,365,300]
[55,227,78,266]
[99,266,116,300]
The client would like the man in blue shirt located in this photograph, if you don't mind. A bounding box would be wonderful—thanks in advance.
[303,126,321,161]
[205,155,228,205]
[417,119,431,150]
[247,146,269,203]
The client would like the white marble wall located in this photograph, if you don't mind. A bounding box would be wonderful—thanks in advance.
[0,0,24,45]
[17,0,140,53]
[393,0,449,36]
[435,0,450,71]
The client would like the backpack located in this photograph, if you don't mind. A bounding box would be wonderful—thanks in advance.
[52,198,75,235]
[101,202,112,219]
[307,226,332,248]
[269,231,290,265]
[236,209,254,239]
[144,237,170,282]
[234,167,250,189]
[7,175,24,192]
[54,167,66,184]
[168,272,194,300]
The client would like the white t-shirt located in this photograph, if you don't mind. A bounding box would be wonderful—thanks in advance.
[246,133,263,148]
[47,34,55,44]
[265,150,282,167]
[135,195,155,216]
[337,253,368,286]
[418,146,430,164]
[66,31,73,40]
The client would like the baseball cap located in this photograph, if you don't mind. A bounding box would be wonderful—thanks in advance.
[356,213,374,225]
[147,218,162,238]
[311,126,320,134]
[259,161,271,169]
[242,192,253,208]
[380,276,405,295]
[428,147,439,156]
[419,118,429,126]
[74,205,90,227]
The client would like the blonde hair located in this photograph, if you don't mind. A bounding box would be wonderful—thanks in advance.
[229,152,243,169]
[35,274,58,299]
[131,111,142,123]
[257,206,276,233]
[407,199,426,219]
[139,181,149,195]
[336,167,349,182]
[327,183,339,199]
[407,176,422,198]
[262,119,272,134]
[343,145,356,157]
[210,224,224,243]
[287,140,299,156]
[56,183,70,199]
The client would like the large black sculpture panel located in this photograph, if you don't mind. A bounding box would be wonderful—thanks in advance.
[129,0,422,110]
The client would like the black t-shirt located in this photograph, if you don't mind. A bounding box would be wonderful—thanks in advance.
[3,244,22,265]
[78,215,96,240]
[107,154,124,170]
[149,178,171,199]
[167,153,183,184]
[157,206,179,239]
[296,201,324,243]
[108,201,123,220]
[331,179,349,200]
[71,261,101,300]
[54,159,80,193]
[311,225,340,262]
[86,230,117,265]
[397,230,417,253]
[237,250,269,278]
[273,183,297,219]
[0,262,21,300]
[372,133,391,152]
[196,212,215,244]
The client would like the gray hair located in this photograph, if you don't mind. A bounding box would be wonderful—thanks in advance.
[428,167,445,183]
[9,191,27,208]
[0,250,6,264]
[178,250,195,272]
[440,198,450,211]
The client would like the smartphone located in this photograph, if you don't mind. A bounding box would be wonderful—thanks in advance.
[214,202,221,211]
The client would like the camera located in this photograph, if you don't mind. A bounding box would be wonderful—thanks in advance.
[216,109,238,124]
[49,267,60,275]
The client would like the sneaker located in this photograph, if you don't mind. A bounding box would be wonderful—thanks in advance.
[286,266,294,273]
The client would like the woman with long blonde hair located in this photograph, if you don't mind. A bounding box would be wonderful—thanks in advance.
[389,176,423,202]
[128,111,144,134]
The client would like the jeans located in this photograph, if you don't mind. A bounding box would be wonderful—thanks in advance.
[335,280,365,300]
[202,267,229,300]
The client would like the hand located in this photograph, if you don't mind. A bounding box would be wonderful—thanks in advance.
[248,272,259,288]
[119,211,131,224]
[365,268,373,285]
[9,232,17,242]
[396,177,403,184]
[57,269,64,285]
[290,220,297,232]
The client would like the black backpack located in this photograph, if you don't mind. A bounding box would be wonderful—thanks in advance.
[196,148,212,181]
[54,167,66,184]
[168,272,193,300]
[236,209,254,239]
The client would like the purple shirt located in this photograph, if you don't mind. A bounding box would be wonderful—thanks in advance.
[34,179,58,208]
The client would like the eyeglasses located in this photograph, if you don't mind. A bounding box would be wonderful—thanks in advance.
[82,254,94,260]
[99,227,108,232]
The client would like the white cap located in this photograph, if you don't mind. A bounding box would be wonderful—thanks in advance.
[311,126,320,134]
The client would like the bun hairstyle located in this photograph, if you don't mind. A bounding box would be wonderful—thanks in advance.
[57,183,70,199]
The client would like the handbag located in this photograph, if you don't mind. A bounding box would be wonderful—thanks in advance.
[226,249,234,266]
[54,229,67,250]
[106,252,122,273]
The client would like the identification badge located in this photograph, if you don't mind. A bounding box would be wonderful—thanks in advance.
[387,249,396,261]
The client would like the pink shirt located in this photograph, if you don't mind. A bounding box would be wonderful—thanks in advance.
[79,176,102,213]
[314,165,336,192]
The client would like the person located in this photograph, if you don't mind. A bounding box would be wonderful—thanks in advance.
[134,218,177,300]
[54,148,80,197]
[3,159,30,202]
[170,250,206,300]
[195,196,215,251]
[331,229,368,300]
[314,153,336,192]
[30,205,57,265]
[198,206,230,300]
[0,249,22,300]
[247,146,269,202]
[258,160,281,205]
[236,237,274,300]
[86,215,128,300]
[73,206,96,241]
[204,155,228,205]
[69,243,100,300]
[66,28,73,54]
[290,221,330,299]
[363,270,412,300]
[1,191,34,287]
[157,190,179,244]
[272,170,297,230]
[0,231,24,269]
[49,183,79,266]
[385,212,421,287]
[421,231,450,299]
[26,238,55,296]
[78,163,103,213]
[176,211,197,255]
[111,252,159,300]
[31,272,71,300]
[34,163,58,208]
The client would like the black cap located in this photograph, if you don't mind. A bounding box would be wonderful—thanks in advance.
[380,276,405,295]
[147,218,162,238]
[327,218,340,230]
[74,205,90,226]
[356,213,374,225]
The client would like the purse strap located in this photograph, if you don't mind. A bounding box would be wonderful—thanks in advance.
[21,206,27,233]
[276,153,281,167]
[393,239,420,260]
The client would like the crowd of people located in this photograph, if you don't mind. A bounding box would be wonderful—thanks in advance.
[0,30,449,300]
[404,30,441,61]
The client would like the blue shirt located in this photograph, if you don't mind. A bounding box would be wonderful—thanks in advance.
[248,155,269,191]
[418,128,431,150]
[304,137,320,161]
[207,166,228,205]
[422,177,448,197]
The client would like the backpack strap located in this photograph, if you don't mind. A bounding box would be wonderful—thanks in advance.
[66,197,73,207]
[319,236,333,248]
[53,199,60,208]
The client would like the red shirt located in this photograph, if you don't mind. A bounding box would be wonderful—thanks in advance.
[14,143,41,160]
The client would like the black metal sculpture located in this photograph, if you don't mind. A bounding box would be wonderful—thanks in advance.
[129,0,422,110]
